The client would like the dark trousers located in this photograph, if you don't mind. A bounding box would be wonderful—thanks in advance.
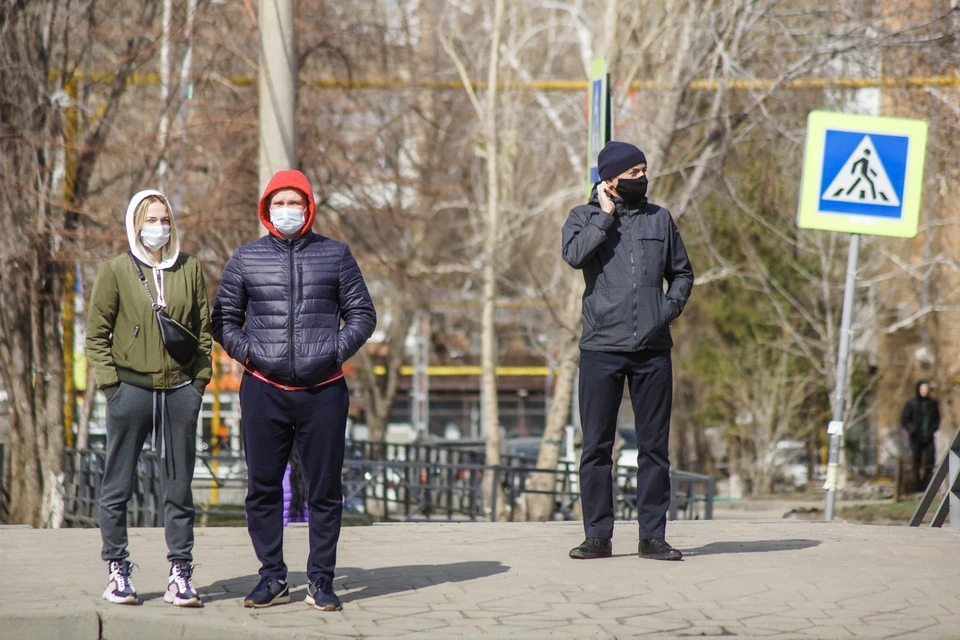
[240,373,349,583]
[910,438,936,491]
[578,349,673,540]
[99,383,202,562]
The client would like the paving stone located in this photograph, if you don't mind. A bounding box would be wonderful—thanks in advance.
[741,614,816,633]
[373,617,449,632]
[1,521,959,639]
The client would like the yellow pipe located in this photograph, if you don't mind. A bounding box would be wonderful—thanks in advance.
[210,344,221,506]
[50,69,960,92]
[62,78,79,449]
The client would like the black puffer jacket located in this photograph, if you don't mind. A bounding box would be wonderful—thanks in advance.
[212,232,377,387]
[562,189,693,351]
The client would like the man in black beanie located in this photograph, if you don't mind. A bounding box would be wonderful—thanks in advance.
[562,141,694,561]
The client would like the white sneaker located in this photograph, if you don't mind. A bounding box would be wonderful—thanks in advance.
[164,561,202,607]
[102,560,138,604]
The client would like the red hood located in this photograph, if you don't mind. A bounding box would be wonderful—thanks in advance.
[259,170,317,238]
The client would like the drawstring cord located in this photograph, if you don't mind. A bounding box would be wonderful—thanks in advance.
[152,389,175,480]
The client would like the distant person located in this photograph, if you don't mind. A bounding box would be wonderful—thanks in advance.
[562,141,694,561]
[214,422,230,454]
[283,447,309,527]
[901,380,940,491]
[86,190,212,606]
[212,170,376,611]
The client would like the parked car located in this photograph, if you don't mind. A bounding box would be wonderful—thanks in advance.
[773,440,809,488]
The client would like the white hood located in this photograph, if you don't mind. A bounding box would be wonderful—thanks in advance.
[125,189,180,269]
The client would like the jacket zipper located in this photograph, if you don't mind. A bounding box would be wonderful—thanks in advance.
[629,214,638,347]
[288,242,297,383]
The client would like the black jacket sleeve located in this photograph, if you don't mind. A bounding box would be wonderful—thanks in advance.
[335,244,377,365]
[663,214,694,321]
[212,250,250,366]
[901,399,916,434]
[561,206,615,269]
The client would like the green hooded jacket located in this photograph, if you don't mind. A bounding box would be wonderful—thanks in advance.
[86,190,213,392]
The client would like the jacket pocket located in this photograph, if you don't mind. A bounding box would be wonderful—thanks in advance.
[297,264,303,305]
[661,294,678,325]
[639,235,665,276]
[115,324,141,362]
[584,287,622,330]
[636,287,667,345]
[582,286,631,346]
[126,324,141,353]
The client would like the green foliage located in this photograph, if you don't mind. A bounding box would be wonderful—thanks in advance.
[676,137,835,437]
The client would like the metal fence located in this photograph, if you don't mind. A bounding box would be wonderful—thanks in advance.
[62,448,166,527]
[61,443,714,527]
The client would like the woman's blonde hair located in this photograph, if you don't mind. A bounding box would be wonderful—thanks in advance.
[133,195,178,253]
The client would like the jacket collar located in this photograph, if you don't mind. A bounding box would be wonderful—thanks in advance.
[587,185,646,217]
[269,231,315,251]
[615,198,645,217]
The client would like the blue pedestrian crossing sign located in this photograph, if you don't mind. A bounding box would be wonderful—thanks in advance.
[797,111,927,238]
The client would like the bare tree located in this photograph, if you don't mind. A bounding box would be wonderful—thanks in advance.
[0,0,160,526]
[438,0,510,517]
[726,348,816,494]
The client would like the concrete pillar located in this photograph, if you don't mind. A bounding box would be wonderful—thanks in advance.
[259,0,297,233]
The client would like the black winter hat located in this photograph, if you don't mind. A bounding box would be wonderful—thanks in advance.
[598,141,647,181]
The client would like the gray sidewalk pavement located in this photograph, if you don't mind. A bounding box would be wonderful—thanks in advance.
[1,519,958,639]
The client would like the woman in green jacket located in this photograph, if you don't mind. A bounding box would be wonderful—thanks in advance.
[86,190,212,607]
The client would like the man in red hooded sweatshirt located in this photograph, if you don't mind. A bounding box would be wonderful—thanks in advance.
[213,170,376,611]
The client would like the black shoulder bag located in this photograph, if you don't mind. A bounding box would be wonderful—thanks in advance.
[128,252,199,366]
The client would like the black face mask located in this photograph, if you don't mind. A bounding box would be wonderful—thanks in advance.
[616,176,648,205]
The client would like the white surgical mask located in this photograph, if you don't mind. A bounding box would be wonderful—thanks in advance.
[140,223,171,252]
[270,207,305,237]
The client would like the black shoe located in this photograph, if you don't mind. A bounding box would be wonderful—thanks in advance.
[569,537,612,559]
[243,576,290,608]
[305,577,342,611]
[638,538,683,561]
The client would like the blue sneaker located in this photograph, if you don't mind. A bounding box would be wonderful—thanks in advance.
[243,576,289,608]
[305,578,342,611]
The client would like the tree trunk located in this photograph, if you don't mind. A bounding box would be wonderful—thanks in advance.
[0,0,160,526]
[353,304,414,451]
[0,254,66,527]
[480,0,506,520]
[77,360,96,450]
[525,275,583,521]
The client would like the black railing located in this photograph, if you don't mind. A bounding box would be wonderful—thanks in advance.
[341,458,584,523]
[62,448,165,528]
[615,468,715,521]
[909,424,960,528]
[61,443,714,527]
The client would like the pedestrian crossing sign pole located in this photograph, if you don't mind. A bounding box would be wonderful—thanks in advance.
[586,58,612,198]
[796,111,928,522]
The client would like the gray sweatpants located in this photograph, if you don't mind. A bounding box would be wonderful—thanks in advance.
[98,382,203,563]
